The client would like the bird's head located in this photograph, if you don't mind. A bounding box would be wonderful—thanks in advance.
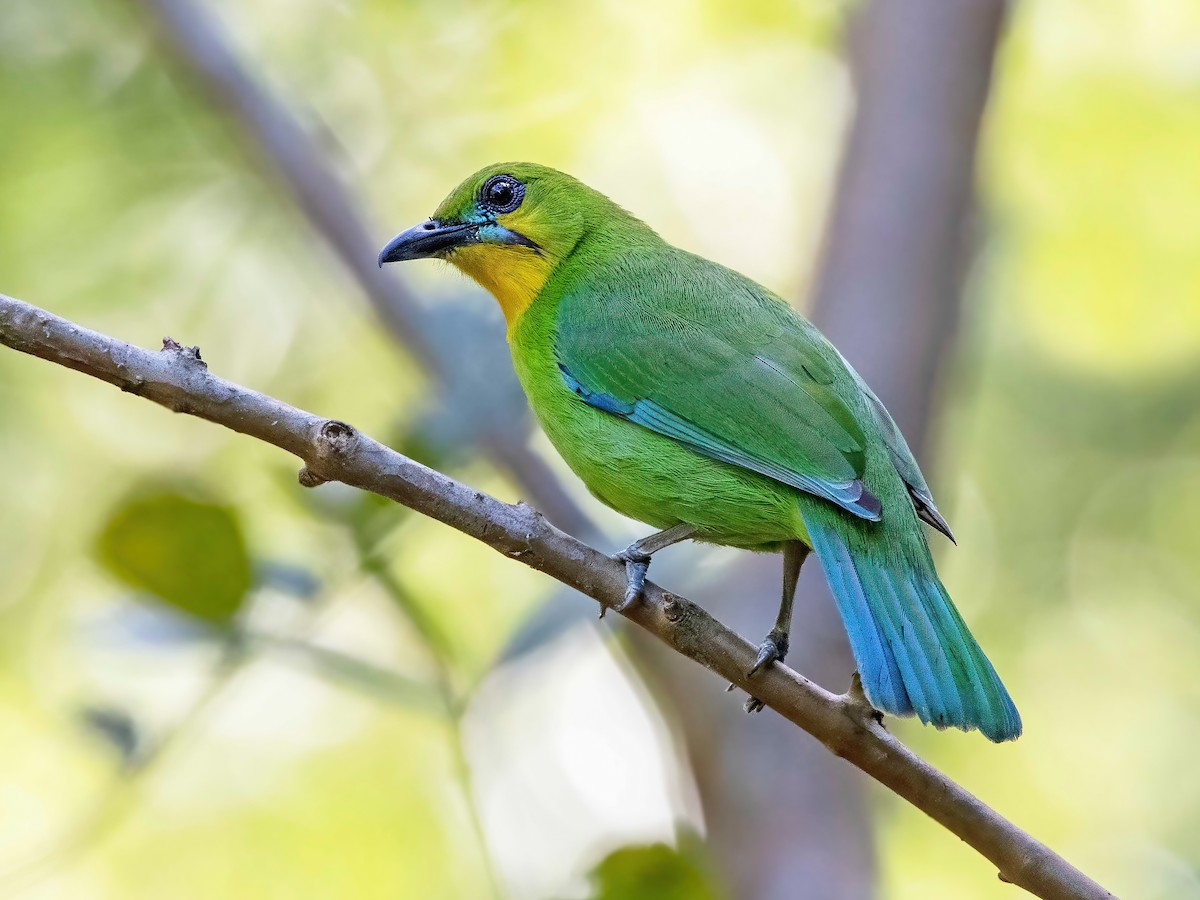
[378,162,647,328]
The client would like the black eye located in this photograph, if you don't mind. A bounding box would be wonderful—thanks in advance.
[481,175,524,214]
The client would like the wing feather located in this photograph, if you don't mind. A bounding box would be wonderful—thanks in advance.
[554,250,883,521]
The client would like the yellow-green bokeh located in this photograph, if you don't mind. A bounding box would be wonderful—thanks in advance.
[1,0,1198,898]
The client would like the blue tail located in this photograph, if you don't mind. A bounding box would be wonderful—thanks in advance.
[803,508,1021,742]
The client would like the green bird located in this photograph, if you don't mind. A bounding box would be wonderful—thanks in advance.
[379,162,1021,742]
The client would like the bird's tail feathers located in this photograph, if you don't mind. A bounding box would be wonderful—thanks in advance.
[802,505,1021,742]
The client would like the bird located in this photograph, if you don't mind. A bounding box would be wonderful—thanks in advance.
[378,162,1021,742]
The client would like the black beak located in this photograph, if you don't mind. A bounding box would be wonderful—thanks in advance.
[377,220,477,267]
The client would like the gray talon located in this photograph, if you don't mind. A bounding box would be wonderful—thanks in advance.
[607,524,697,618]
[615,587,639,613]
[748,630,789,678]
[748,639,779,678]
[744,628,789,710]
[615,550,650,612]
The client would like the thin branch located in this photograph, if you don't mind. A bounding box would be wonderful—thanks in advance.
[247,631,443,713]
[256,602,504,898]
[131,0,596,539]
[348,524,503,898]
[0,293,1113,900]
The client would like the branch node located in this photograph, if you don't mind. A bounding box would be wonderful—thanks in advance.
[839,672,886,733]
[297,466,327,488]
[161,336,206,368]
[313,419,358,459]
[662,592,684,623]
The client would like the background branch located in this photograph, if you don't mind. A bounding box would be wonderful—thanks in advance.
[0,292,1113,900]
[650,1,1011,895]
[131,0,595,539]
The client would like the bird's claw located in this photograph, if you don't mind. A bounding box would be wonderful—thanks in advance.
[613,548,650,613]
[741,630,789,713]
[747,631,789,678]
[729,680,766,713]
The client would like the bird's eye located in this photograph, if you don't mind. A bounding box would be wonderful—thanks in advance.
[481,175,524,214]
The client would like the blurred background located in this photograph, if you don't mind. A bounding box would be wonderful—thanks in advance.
[2,0,1199,897]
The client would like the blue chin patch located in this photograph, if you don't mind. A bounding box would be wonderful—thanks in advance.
[477,223,543,254]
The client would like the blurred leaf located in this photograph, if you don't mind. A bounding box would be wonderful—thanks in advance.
[96,490,251,626]
[586,840,723,900]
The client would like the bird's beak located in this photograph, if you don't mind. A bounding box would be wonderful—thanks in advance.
[377,219,477,267]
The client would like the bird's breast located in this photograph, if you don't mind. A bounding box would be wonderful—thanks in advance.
[509,310,808,549]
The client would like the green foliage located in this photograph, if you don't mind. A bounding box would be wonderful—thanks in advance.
[96,489,252,627]
[586,840,723,900]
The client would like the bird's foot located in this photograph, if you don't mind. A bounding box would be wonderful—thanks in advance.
[727,685,767,713]
[610,546,651,615]
[740,628,789,713]
[748,629,789,678]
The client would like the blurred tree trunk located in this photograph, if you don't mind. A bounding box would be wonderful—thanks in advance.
[642,1,1011,897]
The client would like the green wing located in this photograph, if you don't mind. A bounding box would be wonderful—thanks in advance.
[851,371,955,540]
[553,251,882,520]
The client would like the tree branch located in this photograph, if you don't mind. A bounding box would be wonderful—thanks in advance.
[0,292,1112,900]
[810,0,1008,436]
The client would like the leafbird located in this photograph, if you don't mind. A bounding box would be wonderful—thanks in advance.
[379,163,1021,742]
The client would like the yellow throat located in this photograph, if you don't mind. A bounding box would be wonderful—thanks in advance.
[449,245,553,332]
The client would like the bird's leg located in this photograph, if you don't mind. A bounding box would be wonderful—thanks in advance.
[744,541,809,713]
[611,523,696,614]
[750,541,807,675]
